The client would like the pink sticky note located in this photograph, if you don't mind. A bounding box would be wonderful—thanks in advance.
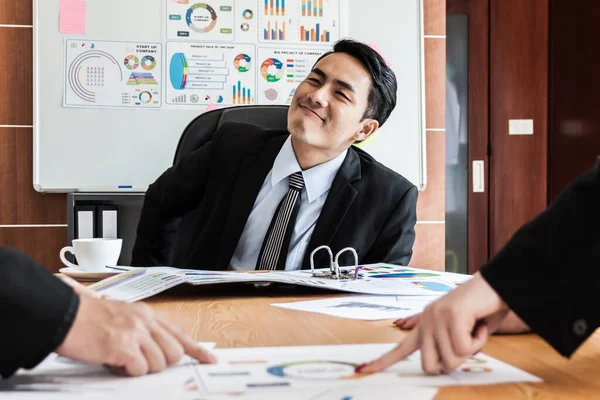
[368,42,391,67]
[204,103,219,113]
[60,0,86,35]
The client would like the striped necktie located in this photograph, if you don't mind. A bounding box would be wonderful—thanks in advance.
[256,171,305,270]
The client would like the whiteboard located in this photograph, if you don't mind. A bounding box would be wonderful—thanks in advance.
[33,0,425,192]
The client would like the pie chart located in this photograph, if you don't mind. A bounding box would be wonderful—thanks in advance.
[170,52,188,89]
[267,361,358,380]
[260,58,283,82]
[186,3,218,33]
[233,53,251,72]
[141,55,156,70]
[264,88,278,101]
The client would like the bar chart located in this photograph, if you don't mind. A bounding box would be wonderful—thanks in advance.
[300,23,330,42]
[301,0,324,17]
[264,0,286,16]
[232,80,253,104]
[263,21,286,40]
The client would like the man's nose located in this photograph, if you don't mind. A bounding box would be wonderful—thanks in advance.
[307,87,329,107]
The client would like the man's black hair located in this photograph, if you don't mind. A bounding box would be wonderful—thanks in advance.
[314,39,398,127]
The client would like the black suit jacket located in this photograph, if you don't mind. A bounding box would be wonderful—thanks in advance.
[132,121,418,270]
[0,248,79,379]
[481,162,600,358]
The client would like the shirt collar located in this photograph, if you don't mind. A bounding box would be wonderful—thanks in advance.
[271,136,348,203]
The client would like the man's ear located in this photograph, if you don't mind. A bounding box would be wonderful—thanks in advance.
[354,119,379,142]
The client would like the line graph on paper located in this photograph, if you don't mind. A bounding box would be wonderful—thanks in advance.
[327,301,411,313]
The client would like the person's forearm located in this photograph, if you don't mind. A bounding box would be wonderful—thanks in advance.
[0,248,79,378]
[481,162,600,357]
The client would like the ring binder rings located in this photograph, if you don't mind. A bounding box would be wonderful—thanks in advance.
[310,245,360,280]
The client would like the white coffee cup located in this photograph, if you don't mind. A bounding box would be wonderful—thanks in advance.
[60,238,122,272]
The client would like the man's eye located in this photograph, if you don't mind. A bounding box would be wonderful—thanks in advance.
[336,92,349,100]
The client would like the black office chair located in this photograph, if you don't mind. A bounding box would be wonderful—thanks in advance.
[173,105,290,164]
[164,105,290,265]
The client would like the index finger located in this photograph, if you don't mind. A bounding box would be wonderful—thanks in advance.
[359,327,420,373]
[158,318,217,364]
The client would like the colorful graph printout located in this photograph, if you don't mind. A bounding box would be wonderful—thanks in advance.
[64,40,162,108]
[166,0,235,41]
[192,344,542,393]
[257,47,326,104]
[259,0,340,44]
[166,41,255,106]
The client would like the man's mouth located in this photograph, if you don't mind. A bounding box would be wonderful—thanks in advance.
[300,105,324,122]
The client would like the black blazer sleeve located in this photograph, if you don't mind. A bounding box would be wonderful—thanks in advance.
[480,162,600,357]
[0,248,79,379]
[131,137,217,266]
[363,185,418,266]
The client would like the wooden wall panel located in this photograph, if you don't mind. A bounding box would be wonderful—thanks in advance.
[424,38,446,129]
[424,0,446,36]
[417,130,445,221]
[0,0,31,25]
[0,227,67,272]
[409,223,445,271]
[0,27,32,125]
[413,0,446,271]
[490,0,548,253]
[0,128,66,224]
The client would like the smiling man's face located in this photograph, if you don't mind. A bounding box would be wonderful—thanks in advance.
[287,52,378,155]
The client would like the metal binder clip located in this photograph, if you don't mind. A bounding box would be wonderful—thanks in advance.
[310,245,359,280]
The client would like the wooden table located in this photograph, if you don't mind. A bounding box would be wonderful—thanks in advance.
[140,284,600,399]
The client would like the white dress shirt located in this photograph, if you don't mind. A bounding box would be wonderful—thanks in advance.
[229,136,347,271]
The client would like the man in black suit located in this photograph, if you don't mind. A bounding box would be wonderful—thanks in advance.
[0,247,215,379]
[359,162,600,375]
[132,39,417,270]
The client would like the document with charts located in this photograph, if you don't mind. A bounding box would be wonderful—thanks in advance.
[88,264,471,302]
[271,295,442,320]
[1,343,539,398]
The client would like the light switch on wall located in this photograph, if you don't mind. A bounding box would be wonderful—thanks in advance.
[509,119,534,135]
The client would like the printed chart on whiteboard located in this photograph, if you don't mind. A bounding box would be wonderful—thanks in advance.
[63,1,347,111]
[64,40,162,108]
[257,47,326,105]
[166,42,256,106]
[166,0,235,41]
[258,0,341,44]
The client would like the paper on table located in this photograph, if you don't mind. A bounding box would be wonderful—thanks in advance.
[272,295,441,320]
[265,270,458,296]
[59,0,86,35]
[0,343,216,398]
[193,343,541,393]
[2,343,538,398]
[88,267,187,302]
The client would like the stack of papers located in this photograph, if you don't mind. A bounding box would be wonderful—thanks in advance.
[89,264,472,302]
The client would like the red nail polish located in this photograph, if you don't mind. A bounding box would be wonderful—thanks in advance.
[355,363,367,373]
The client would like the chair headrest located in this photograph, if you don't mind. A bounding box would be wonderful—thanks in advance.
[173,105,290,165]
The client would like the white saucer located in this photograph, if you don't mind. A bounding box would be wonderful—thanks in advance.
[59,267,120,281]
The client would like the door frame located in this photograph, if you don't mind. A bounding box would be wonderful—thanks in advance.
[447,0,490,274]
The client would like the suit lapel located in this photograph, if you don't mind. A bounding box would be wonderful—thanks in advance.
[301,148,361,269]
[216,133,288,267]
